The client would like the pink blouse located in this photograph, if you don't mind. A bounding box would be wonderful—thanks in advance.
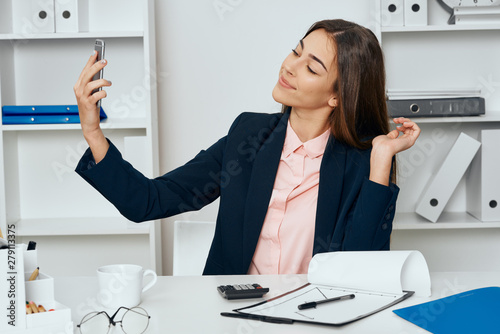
[247,121,330,275]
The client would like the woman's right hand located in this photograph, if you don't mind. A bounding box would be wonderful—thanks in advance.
[73,51,112,163]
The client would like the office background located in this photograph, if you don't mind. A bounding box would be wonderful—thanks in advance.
[3,0,500,276]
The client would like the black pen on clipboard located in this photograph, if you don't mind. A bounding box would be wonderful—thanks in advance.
[297,293,355,310]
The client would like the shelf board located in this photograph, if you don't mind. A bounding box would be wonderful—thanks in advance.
[393,212,500,230]
[0,31,143,41]
[390,114,500,124]
[13,217,150,236]
[1,118,148,131]
[382,24,500,33]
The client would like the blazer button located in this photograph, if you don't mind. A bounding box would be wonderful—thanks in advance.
[385,213,391,220]
[381,223,388,230]
[388,205,394,212]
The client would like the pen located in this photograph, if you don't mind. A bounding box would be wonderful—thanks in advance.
[297,293,355,310]
[220,312,294,324]
[29,267,39,281]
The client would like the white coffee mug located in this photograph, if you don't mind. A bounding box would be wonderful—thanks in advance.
[96,264,157,309]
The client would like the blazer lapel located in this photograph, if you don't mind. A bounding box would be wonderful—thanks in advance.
[314,137,346,254]
[241,112,289,271]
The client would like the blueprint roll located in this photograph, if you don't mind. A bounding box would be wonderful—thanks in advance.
[380,0,404,27]
[415,133,481,223]
[466,130,500,222]
[404,0,428,26]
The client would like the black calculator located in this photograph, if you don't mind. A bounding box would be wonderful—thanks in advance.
[217,283,269,300]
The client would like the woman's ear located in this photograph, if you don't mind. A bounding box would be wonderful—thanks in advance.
[328,96,337,109]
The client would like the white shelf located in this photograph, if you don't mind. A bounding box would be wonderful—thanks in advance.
[382,24,500,33]
[1,118,148,131]
[390,114,500,124]
[13,217,150,236]
[393,212,500,230]
[0,31,143,40]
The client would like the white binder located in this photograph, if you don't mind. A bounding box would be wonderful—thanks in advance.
[403,0,428,26]
[380,0,404,27]
[12,0,55,34]
[55,0,79,33]
[467,129,500,221]
[416,133,481,223]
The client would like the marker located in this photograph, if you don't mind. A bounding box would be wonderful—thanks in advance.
[27,241,37,251]
[29,267,39,281]
[297,293,355,310]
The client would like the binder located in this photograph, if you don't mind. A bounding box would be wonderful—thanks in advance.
[222,251,430,327]
[415,133,481,223]
[2,105,107,125]
[380,0,404,27]
[12,0,55,34]
[403,0,428,26]
[387,97,485,118]
[55,0,79,33]
[466,129,500,221]
[394,287,500,334]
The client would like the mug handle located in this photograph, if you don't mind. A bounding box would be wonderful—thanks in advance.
[142,269,158,293]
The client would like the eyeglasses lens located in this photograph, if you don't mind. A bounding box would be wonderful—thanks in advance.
[121,307,150,334]
[78,312,110,334]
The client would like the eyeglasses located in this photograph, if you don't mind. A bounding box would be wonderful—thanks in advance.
[77,306,150,334]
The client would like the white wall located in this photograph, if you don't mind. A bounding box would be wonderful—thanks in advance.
[154,0,375,274]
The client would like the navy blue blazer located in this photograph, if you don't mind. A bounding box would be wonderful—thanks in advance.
[76,111,399,275]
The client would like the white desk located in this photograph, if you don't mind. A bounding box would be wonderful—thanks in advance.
[54,272,500,334]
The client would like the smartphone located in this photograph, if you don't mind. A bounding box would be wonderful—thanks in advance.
[92,39,105,108]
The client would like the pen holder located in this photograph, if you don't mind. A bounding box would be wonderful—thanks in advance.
[25,271,54,302]
[22,243,38,273]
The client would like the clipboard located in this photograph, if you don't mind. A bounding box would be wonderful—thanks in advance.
[221,251,431,327]
[227,283,414,326]
[2,105,107,124]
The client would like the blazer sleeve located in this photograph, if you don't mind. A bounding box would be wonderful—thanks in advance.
[342,178,399,251]
[75,115,243,222]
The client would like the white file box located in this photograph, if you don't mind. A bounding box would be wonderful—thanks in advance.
[416,133,481,223]
[404,0,428,26]
[12,0,55,34]
[380,0,404,27]
[467,130,500,221]
[55,0,79,33]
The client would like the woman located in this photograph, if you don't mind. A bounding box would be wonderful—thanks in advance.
[73,19,420,275]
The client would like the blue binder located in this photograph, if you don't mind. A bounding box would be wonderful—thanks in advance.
[2,105,107,125]
[393,287,500,334]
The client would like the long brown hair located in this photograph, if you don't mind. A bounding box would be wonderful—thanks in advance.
[282,19,395,181]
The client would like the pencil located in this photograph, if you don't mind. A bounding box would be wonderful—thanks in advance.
[29,301,39,313]
[29,267,39,281]
[0,227,3,239]
[38,305,46,313]
[26,303,32,315]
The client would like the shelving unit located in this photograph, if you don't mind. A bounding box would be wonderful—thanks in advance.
[378,1,500,231]
[0,0,161,276]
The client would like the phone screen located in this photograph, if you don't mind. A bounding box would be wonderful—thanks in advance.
[92,39,105,107]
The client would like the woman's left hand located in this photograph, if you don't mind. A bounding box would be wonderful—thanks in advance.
[369,118,420,186]
[372,117,421,157]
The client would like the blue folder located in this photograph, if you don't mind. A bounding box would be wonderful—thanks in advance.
[393,287,500,334]
[2,105,107,125]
